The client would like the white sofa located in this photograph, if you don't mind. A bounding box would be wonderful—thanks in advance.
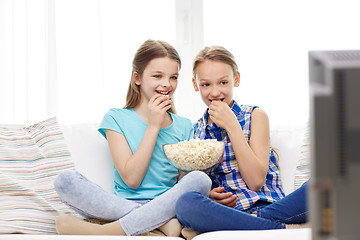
[0,120,311,240]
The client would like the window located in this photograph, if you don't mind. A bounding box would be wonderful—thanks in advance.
[1,0,360,126]
[55,0,176,124]
[203,0,360,126]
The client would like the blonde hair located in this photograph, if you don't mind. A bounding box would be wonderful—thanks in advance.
[193,46,280,161]
[192,46,238,80]
[124,39,181,113]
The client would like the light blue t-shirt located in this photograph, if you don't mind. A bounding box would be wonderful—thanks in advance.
[98,108,193,200]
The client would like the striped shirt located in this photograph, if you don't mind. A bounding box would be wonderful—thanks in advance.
[193,101,285,210]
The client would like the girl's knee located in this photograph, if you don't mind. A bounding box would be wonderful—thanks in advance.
[184,171,211,195]
[176,192,205,227]
[175,192,199,216]
[54,170,78,195]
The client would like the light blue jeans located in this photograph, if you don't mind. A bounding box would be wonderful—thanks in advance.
[54,170,211,236]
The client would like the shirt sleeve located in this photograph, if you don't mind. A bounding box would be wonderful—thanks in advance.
[98,109,124,139]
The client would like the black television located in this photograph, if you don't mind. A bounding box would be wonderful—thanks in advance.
[309,49,360,240]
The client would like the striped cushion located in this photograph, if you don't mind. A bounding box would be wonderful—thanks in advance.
[0,117,78,234]
[294,122,311,190]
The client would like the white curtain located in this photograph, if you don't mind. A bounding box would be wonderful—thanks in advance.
[0,0,178,124]
[55,0,178,124]
[1,0,360,126]
[0,0,47,124]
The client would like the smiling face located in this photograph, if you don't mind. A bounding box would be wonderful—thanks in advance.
[134,57,179,101]
[193,60,240,107]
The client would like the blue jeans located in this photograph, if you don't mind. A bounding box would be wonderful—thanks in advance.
[175,181,308,232]
[54,170,211,236]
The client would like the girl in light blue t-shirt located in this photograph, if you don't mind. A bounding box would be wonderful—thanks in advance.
[54,40,211,236]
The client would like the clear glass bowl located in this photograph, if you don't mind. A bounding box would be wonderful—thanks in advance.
[163,139,225,172]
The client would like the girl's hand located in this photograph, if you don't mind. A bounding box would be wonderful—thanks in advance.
[147,94,172,128]
[208,101,238,130]
[209,187,238,208]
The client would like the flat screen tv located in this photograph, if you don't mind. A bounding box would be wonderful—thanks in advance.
[309,49,360,240]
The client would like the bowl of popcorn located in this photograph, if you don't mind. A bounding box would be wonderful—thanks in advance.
[163,139,225,171]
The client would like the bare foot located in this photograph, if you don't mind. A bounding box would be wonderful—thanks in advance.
[158,218,182,237]
[181,227,201,240]
[286,222,310,229]
[56,215,125,235]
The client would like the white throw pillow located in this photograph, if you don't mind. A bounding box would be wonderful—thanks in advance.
[60,122,114,193]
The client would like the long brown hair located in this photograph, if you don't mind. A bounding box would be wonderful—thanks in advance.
[124,39,181,113]
[192,46,238,80]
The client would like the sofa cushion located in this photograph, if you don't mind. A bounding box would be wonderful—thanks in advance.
[0,117,78,234]
[191,228,311,240]
[60,123,114,193]
[270,123,306,195]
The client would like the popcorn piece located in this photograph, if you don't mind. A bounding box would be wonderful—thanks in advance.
[163,139,224,171]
